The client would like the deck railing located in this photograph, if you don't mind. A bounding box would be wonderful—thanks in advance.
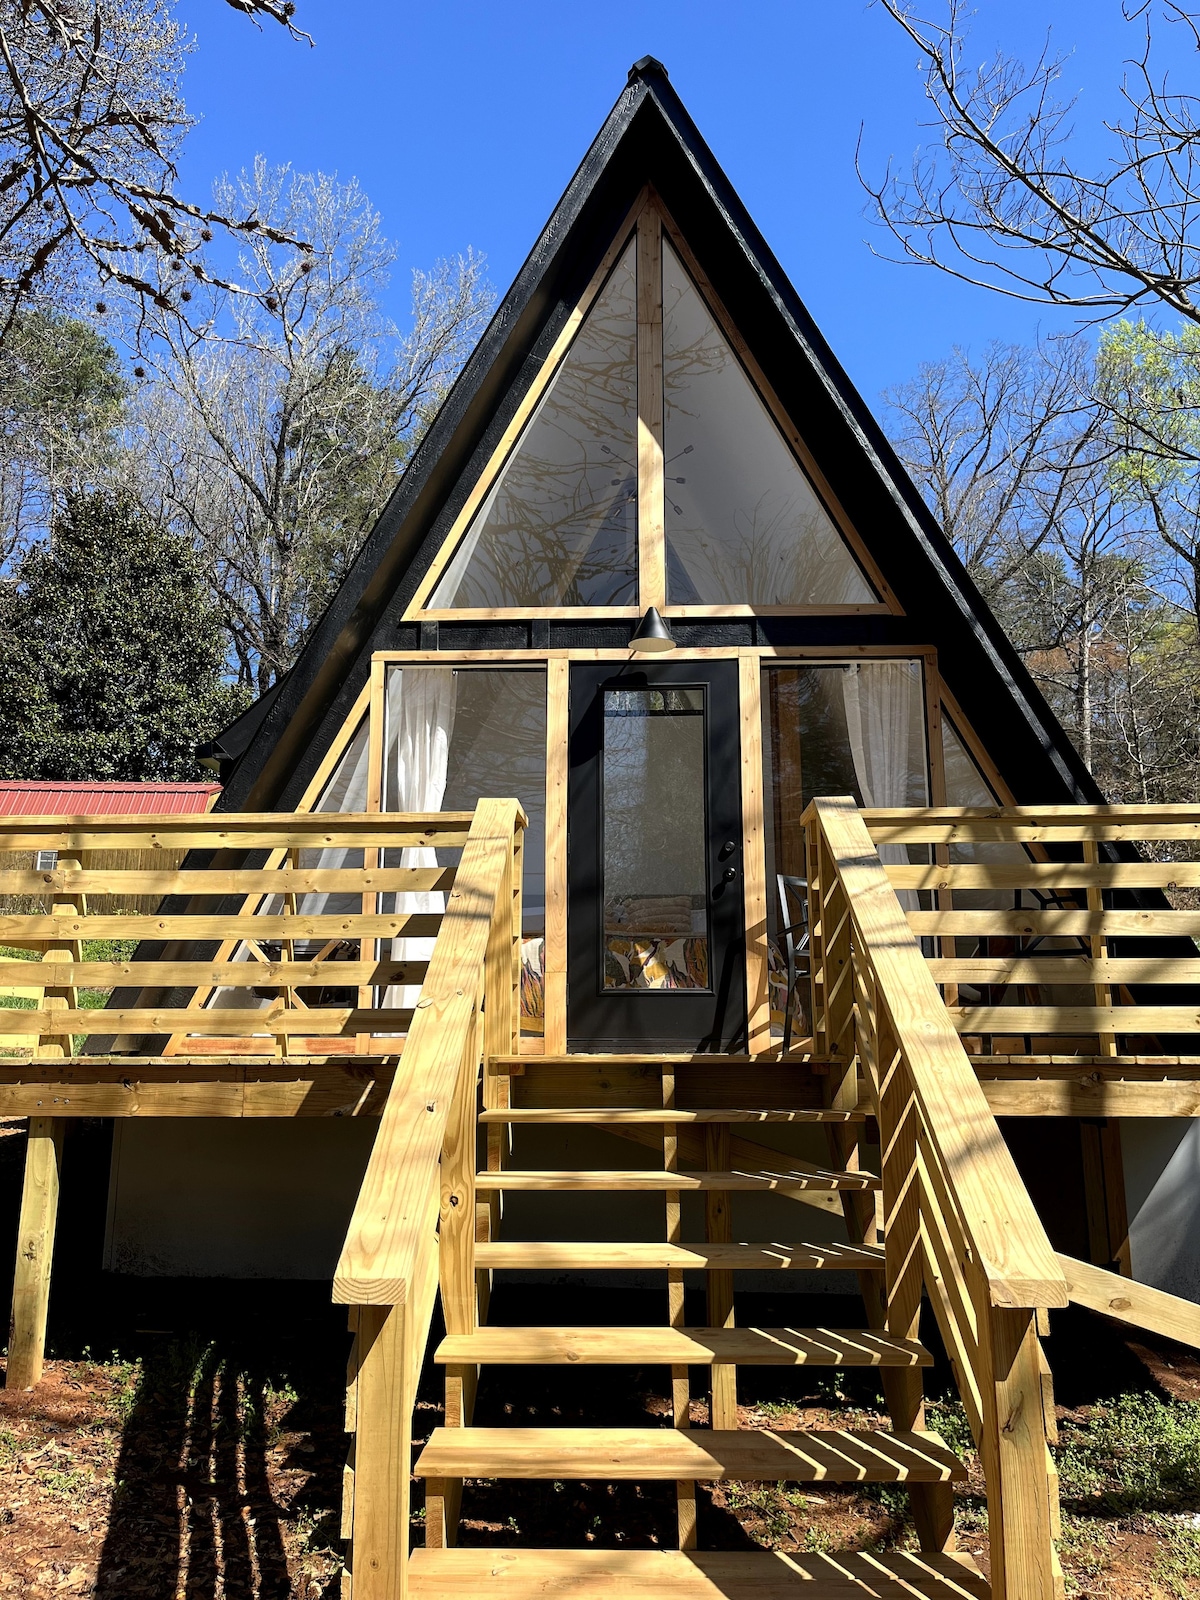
[805,797,1068,1600]
[331,797,525,1600]
[0,805,491,1392]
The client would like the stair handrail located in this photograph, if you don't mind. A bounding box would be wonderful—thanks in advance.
[807,795,1066,1309]
[805,796,1065,1600]
[332,796,525,1600]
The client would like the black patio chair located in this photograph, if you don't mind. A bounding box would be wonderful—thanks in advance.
[777,874,811,1055]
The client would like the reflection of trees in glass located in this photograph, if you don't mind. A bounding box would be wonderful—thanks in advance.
[433,245,638,608]
[601,690,706,930]
[662,244,877,606]
[436,670,548,930]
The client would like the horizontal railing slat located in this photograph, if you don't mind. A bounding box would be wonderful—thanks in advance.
[950,1006,1200,1033]
[926,958,1200,984]
[0,960,427,987]
[888,862,1200,889]
[0,913,443,940]
[809,796,1068,1310]
[0,1007,416,1036]
[0,867,457,895]
[907,910,1200,936]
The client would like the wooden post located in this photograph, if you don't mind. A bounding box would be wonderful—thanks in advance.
[7,848,80,1389]
[348,1304,409,1600]
[820,834,855,1072]
[704,1123,737,1430]
[739,656,771,1054]
[433,1024,481,1549]
[871,998,955,1554]
[983,1306,1062,1600]
[483,836,515,1274]
[662,1066,696,1548]
[543,659,570,1053]
[6,1117,64,1389]
[804,817,827,1055]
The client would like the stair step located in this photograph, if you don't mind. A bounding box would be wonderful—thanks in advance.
[475,1168,879,1193]
[415,1426,965,1484]
[434,1327,931,1367]
[474,1241,886,1272]
[479,1107,870,1123]
[408,1548,991,1599]
[491,1054,831,1068]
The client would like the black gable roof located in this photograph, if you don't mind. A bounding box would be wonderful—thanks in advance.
[214,59,1101,813]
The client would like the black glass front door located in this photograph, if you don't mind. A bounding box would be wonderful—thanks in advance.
[566,660,746,1051]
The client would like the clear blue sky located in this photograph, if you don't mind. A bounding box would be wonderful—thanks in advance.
[174,0,1191,406]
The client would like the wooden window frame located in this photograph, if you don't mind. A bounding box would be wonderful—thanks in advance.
[405,193,901,625]
[329,648,936,1054]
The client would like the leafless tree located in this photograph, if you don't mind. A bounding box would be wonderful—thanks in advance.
[885,334,1182,789]
[884,337,1117,585]
[118,161,493,689]
[0,0,309,333]
[863,0,1200,323]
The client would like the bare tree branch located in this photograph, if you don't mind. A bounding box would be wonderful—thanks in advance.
[0,0,309,336]
[863,0,1200,323]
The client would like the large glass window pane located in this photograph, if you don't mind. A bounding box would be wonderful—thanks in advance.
[662,241,878,606]
[760,662,929,1038]
[384,666,548,1034]
[430,241,638,608]
[602,686,709,991]
[383,667,547,933]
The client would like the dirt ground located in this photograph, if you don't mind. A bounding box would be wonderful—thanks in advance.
[2,1118,1199,1598]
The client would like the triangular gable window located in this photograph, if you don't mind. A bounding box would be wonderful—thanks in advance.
[661,241,878,606]
[430,239,638,609]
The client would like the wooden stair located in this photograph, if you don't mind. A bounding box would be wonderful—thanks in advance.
[434,1326,932,1366]
[472,1241,886,1271]
[476,1167,879,1192]
[417,1426,965,1481]
[411,1052,983,1599]
[408,1548,990,1598]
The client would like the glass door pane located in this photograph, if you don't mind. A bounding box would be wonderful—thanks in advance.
[602,686,709,991]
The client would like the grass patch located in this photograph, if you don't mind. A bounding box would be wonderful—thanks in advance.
[1148,1512,1200,1598]
[1057,1392,1200,1516]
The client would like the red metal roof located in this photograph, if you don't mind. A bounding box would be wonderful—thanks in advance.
[0,781,221,816]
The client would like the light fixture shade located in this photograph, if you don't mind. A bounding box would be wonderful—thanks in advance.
[629,605,676,653]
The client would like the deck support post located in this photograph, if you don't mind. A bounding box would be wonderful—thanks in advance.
[6,1116,65,1389]
[984,1306,1063,1600]
[348,1303,409,1600]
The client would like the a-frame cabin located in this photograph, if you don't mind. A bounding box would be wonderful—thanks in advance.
[11,57,1200,1600]
[107,58,1183,1294]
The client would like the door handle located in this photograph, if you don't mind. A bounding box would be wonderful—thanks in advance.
[723,865,737,882]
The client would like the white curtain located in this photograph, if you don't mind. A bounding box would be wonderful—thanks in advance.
[383,667,457,1012]
[841,662,928,908]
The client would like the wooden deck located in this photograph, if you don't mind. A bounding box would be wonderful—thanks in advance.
[5,799,1200,1598]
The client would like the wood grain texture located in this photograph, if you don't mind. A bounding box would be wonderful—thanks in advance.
[543,658,570,1054]
[739,656,771,1055]
[471,1241,886,1272]
[414,1427,966,1483]
[5,1117,63,1389]
[406,1547,991,1598]
[476,1168,879,1193]
[1058,1252,1200,1347]
[433,1327,931,1366]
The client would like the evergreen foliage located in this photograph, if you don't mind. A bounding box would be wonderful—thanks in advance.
[0,491,247,781]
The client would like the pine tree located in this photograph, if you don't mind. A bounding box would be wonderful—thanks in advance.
[0,492,247,780]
